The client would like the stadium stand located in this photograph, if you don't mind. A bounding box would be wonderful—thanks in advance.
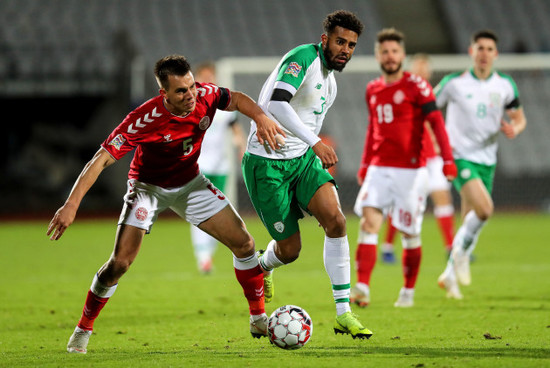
[1,0,549,215]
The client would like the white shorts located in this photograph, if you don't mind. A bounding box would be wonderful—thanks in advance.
[118,175,230,233]
[426,156,451,193]
[354,165,429,235]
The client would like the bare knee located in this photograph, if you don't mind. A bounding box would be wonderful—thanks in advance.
[323,212,346,238]
[99,257,134,285]
[275,237,301,264]
[229,234,255,258]
[474,202,494,221]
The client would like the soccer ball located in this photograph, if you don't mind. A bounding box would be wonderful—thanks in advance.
[267,305,313,350]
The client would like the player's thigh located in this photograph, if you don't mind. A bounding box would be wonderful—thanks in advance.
[353,166,393,217]
[112,224,146,261]
[391,167,429,236]
[459,178,494,218]
[198,205,253,256]
[360,206,385,234]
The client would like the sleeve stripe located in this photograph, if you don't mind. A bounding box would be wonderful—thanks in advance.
[271,88,293,102]
[219,87,231,110]
[421,100,438,115]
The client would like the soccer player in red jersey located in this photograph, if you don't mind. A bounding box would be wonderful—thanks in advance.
[46,55,284,354]
[381,54,456,263]
[350,29,457,308]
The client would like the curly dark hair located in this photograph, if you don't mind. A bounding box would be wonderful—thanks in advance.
[323,10,364,36]
[154,54,192,90]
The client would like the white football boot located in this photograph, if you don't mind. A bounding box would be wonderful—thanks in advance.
[67,326,92,354]
[394,287,414,308]
[250,313,268,338]
[451,247,471,286]
[438,269,463,300]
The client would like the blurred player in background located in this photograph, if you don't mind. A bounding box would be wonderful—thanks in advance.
[192,61,247,274]
[351,29,457,308]
[435,30,527,299]
[380,53,456,263]
[242,10,373,339]
[47,55,284,353]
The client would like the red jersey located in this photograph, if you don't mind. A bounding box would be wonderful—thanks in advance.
[101,82,231,188]
[361,71,438,168]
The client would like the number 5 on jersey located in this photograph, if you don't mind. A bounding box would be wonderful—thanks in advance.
[183,137,193,156]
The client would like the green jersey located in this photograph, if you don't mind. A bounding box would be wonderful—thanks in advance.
[246,43,337,159]
[435,69,520,165]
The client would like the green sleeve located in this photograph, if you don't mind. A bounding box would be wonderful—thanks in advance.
[276,44,319,90]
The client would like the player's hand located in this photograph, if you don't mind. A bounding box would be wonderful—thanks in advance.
[442,160,457,181]
[500,120,517,139]
[312,141,338,169]
[357,166,368,186]
[47,203,77,241]
[256,116,286,151]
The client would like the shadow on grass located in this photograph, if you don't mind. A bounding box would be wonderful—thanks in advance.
[197,346,550,360]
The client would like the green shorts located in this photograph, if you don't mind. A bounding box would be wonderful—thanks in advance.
[242,148,335,241]
[203,174,227,192]
[453,159,496,194]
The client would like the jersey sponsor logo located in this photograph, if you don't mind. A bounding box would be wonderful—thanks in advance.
[393,90,405,104]
[108,134,126,150]
[199,116,211,130]
[135,207,148,221]
[284,62,302,78]
[273,221,285,233]
[315,83,322,89]
[127,107,162,134]
[197,84,219,97]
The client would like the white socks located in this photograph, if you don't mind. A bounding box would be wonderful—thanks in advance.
[324,236,352,316]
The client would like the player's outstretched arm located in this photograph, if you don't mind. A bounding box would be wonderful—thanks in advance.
[227,91,285,150]
[47,148,116,241]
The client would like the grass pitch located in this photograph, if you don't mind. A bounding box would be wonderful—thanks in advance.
[1,212,549,367]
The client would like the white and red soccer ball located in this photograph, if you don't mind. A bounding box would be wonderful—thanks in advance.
[268,305,313,350]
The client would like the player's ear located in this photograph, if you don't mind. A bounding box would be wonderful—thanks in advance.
[321,33,328,48]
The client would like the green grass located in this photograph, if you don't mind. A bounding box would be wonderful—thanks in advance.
[1,212,549,367]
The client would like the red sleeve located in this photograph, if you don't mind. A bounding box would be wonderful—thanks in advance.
[425,110,453,163]
[358,88,374,175]
[101,111,140,160]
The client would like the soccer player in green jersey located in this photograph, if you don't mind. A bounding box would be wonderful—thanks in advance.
[242,10,372,339]
[435,30,527,299]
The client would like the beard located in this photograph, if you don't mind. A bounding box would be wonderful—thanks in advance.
[380,61,402,75]
[323,47,349,72]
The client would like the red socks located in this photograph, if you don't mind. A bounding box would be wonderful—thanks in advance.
[234,265,265,315]
[384,216,398,245]
[355,243,377,286]
[402,247,422,288]
[436,214,455,251]
[77,290,109,331]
